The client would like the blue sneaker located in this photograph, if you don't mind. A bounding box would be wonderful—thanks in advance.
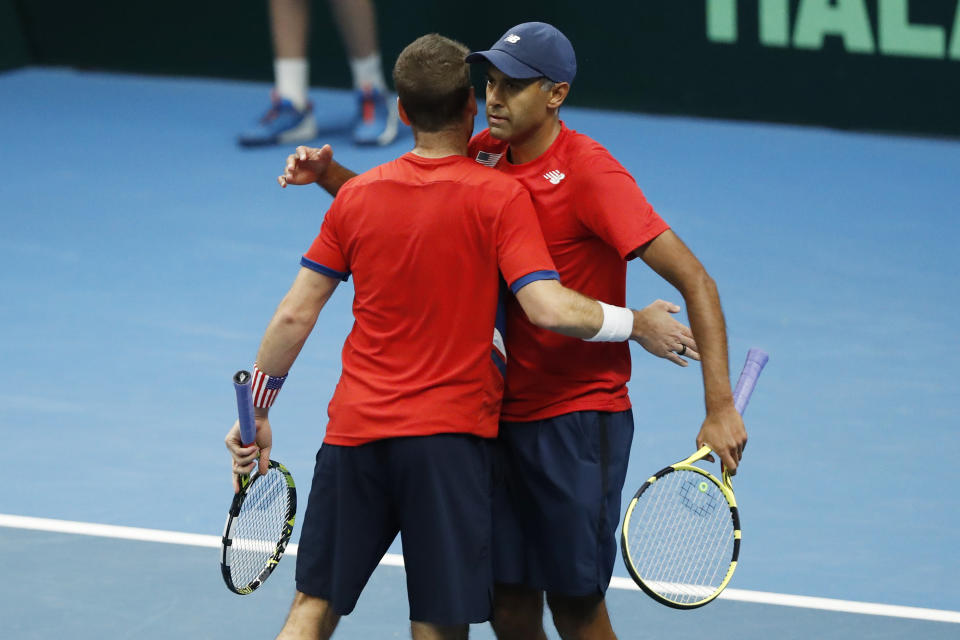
[238,92,318,147]
[353,87,399,146]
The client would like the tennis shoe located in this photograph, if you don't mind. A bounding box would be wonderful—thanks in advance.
[353,86,399,146]
[238,92,318,147]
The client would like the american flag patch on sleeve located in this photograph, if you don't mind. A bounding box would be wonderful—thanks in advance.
[475,151,503,167]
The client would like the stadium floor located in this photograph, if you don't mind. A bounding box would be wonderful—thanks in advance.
[1,67,958,638]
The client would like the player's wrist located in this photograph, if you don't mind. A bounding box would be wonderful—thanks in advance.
[251,364,288,409]
[585,301,633,342]
[704,391,736,414]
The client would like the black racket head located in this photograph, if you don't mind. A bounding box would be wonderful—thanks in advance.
[621,464,739,609]
[220,459,297,595]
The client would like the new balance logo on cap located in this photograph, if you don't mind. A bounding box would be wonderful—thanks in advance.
[465,22,578,87]
[544,170,566,185]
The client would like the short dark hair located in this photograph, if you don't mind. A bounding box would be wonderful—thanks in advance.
[392,34,472,132]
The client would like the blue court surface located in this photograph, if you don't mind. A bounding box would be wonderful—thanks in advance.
[1,68,958,639]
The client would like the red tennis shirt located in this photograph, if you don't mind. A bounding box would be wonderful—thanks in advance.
[302,153,559,445]
[468,123,670,422]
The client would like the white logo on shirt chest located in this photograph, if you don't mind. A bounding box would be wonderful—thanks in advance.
[543,170,566,185]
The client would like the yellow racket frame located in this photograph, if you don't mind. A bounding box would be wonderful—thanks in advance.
[620,445,740,609]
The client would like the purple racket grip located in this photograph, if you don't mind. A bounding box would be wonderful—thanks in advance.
[233,370,257,447]
[732,348,769,416]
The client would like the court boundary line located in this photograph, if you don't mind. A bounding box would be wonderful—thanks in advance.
[2,513,957,624]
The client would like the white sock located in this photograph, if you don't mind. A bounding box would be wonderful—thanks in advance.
[274,58,309,110]
[349,52,387,92]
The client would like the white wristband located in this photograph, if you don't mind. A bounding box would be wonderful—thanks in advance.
[585,301,634,342]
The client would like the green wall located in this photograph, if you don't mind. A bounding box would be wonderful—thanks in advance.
[5,1,959,137]
[0,0,30,70]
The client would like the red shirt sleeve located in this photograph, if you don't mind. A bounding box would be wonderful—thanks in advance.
[496,187,559,291]
[301,199,350,280]
[572,153,670,260]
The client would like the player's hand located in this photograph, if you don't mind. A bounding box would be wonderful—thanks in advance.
[630,299,699,366]
[224,416,273,492]
[278,144,334,188]
[695,405,747,475]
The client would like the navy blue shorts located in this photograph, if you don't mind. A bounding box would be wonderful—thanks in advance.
[296,434,493,625]
[493,409,634,596]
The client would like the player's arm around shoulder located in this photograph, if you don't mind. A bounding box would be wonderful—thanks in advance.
[497,180,693,346]
[278,144,359,196]
[514,279,601,338]
[514,279,678,348]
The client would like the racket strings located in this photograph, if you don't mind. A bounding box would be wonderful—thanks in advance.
[642,474,730,597]
[225,468,292,586]
[647,476,728,595]
[626,470,734,604]
[643,476,707,595]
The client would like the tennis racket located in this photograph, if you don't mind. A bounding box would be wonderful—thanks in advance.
[220,370,297,595]
[620,347,769,609]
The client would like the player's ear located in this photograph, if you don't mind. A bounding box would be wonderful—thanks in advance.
[547,82,570,110]
[397,97,412,127]
[467,86,477,119]
[464,87,478,136]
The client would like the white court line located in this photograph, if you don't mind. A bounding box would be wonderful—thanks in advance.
[606,577,960,623]
[2,514,957,623]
